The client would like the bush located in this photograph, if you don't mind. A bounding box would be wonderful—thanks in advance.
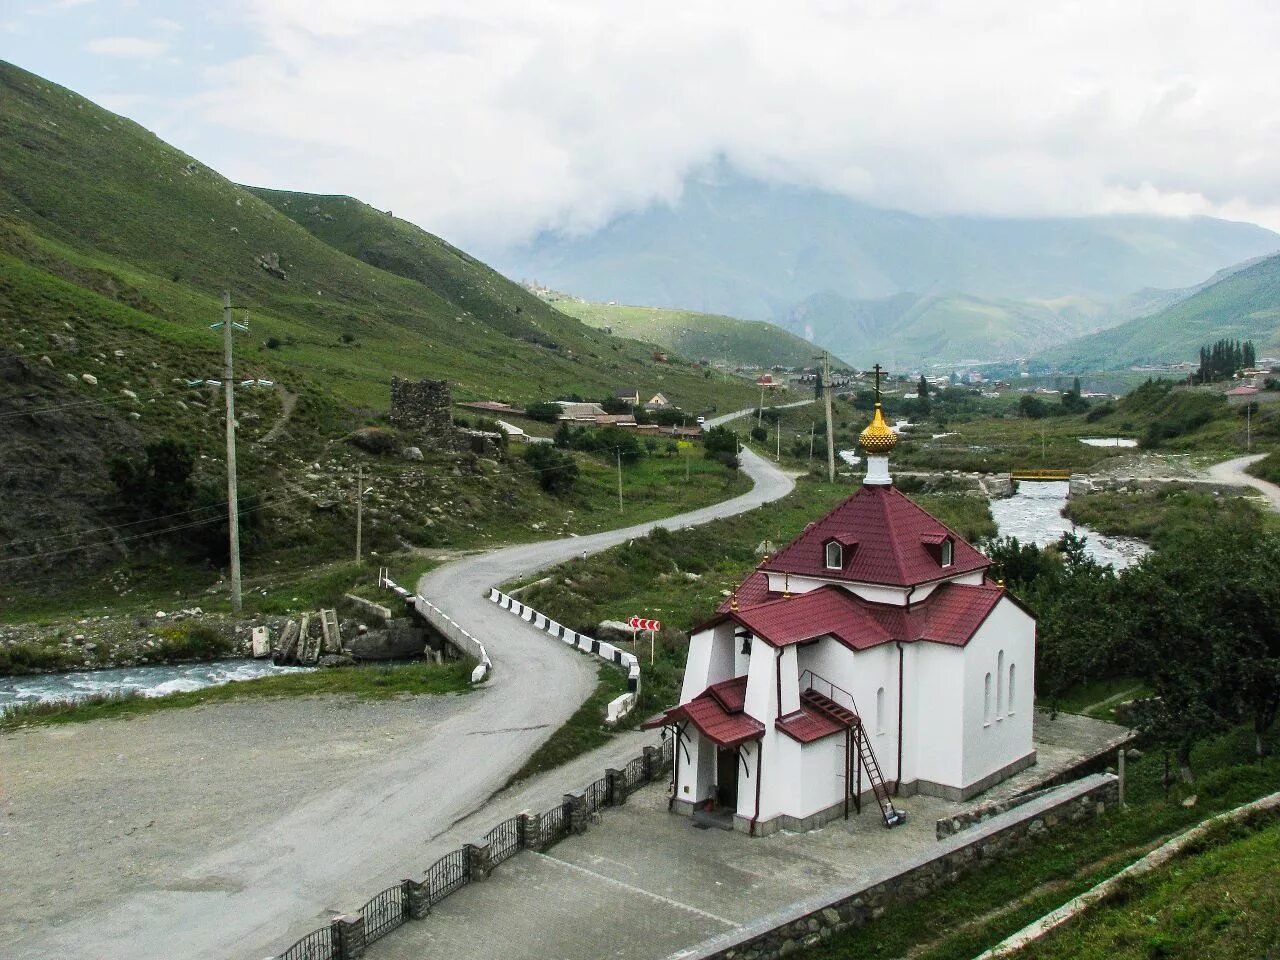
[155,623,236,661]
[524,444,579,494]
[524,401,562,423]
[265,337,282,350]
[750,425,768,442]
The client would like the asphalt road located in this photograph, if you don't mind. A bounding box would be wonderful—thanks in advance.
[14,447,793,960]
[1205,453,1280,511]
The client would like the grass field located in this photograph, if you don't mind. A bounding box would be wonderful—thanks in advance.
[1005,814,1280,960]
[1063,485,1272,548]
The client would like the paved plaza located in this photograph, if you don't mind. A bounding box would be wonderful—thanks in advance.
[371,711,1129,960]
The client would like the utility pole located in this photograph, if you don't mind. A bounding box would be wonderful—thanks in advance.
[355,464,364,562]
[776,421,781,461]
[822,354,836,482]
[809,421,815,463]
[757,384,765,427]
[617,449,623,511]
[1247,401,1252,451]
[211,291,247,613]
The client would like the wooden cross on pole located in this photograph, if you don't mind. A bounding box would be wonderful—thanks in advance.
[871,363,884,404]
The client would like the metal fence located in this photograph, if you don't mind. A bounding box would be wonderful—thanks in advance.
[539,805,568,847]
[279,925,335,960]
[485,816,522,866]
[424,848,470,906]
[583,776,609,814]
[361,883,407,945]
[623,755,647,789]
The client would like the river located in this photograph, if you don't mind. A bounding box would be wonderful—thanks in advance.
[0,659,307,714]
[988,480,1148,569]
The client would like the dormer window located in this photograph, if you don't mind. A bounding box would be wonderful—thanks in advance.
[941,539,953,567]
[921,531,954,568]
[825,540,842,570]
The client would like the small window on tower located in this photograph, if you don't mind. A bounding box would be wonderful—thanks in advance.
[940,539,954,567]
[825,540,842,570]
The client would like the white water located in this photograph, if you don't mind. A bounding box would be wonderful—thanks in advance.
[1079,437,1138,448]
[0,659,308,713]
[988,481,1149,569]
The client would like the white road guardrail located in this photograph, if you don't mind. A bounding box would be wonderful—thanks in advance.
[489,588,641,724]
[379,571,492,683]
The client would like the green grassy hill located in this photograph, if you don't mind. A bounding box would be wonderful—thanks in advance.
[544,297,834,367]
[0,60,758,598]
[1039,253,1280,370]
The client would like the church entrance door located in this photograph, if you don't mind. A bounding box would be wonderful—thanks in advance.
[716,747,740,809]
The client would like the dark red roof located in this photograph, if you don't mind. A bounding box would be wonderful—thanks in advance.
[710,580,1010,652]
[645,675,763,747]
[760,485,989,588]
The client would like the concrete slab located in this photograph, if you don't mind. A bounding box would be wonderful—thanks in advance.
[371,710,1129,960]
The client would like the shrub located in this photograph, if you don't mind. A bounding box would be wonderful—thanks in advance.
[265,337,282,350]
[524,444,579,494]
[524,401,562,423]
[750,425,768,442]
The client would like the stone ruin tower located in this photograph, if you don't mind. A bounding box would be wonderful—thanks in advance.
[390,378,454,439]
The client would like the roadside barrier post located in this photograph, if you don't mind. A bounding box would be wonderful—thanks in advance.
[465,840,493,881]
[519,810,544,851]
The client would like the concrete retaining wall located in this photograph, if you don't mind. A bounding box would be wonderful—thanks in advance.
[380,572,492,681]
[672,773,1120,960]
[489,588,641,723]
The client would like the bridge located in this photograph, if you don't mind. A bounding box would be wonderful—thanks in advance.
[1010,468,1073,481]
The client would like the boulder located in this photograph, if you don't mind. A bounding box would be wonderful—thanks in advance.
[403,446,424,461]
[81,373,98,386]
[596,619,635,644]
[318,654,357,668]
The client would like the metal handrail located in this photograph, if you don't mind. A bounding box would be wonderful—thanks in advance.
[799,668,862,717]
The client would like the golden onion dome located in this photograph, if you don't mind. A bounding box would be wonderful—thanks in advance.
[859,403,898,454]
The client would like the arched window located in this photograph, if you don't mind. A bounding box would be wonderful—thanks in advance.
[876,686,885,734]
[983,672,992,725]
[1008,663,1016,714]
[940,539,954,567]
[825,540,842,570]
[997,650,1005,719]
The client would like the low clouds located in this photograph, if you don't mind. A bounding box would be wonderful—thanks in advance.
[117,1,1280,245]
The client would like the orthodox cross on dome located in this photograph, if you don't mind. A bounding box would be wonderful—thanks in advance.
[871,363,884,403]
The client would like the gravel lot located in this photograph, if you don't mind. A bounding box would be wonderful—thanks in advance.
[0,694,468,947]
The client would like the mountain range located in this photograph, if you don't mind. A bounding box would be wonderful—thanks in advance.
[493,168,1280,367]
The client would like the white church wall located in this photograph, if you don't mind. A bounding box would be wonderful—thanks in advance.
[778,645,801,716]
[798,638,900,776]
[800,735,846,816]
[961,598,1036,789]
[844,582,909,605]
[674,730,715,807]
[744,641,779,723]
[750,729,803,822]
[680,623,736,703]
[909,642,966,789]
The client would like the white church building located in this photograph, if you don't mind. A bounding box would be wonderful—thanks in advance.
[645,395,1036,836]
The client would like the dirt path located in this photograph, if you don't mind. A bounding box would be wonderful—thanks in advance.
[257,386,298,444]
[1204,453,1280,511]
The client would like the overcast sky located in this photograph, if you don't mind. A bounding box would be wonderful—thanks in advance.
[5,0,1280,248]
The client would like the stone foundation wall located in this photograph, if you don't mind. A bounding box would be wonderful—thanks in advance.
[390,378,453,436]
[676,773,1120,960]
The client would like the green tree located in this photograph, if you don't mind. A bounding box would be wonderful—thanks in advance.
[1019,394,1049,419]
[523,444,579,495]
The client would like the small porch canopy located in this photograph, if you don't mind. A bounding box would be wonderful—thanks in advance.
[642,677,764,747]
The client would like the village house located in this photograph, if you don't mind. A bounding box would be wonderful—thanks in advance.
[755,373,784,389]
[614,387,641,406]
[644,392,671,410]
[646,387,1036,836]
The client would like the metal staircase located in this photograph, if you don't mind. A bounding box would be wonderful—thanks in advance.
[799,672,906,828]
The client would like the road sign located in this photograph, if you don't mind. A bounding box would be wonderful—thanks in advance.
[628,616,662,632]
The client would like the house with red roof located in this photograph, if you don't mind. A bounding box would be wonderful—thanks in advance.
[645,397,1036,836]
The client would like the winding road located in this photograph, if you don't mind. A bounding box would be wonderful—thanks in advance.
[14,446,794,960]
[1204,453,1280,512]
